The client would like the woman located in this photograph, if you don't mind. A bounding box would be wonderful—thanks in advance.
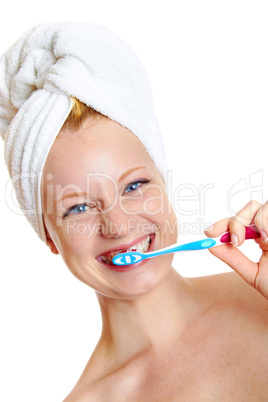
[1,23,268,400]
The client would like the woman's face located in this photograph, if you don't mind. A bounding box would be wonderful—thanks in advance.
[42,116,177,299]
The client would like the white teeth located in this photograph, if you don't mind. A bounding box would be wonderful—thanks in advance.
[100,235,152,265]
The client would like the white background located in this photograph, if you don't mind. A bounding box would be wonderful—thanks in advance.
[0,1,267,400]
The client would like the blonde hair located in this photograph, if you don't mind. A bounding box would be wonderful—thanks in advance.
[62,97,100,130]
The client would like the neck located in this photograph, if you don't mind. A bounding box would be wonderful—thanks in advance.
[95,267,200,363]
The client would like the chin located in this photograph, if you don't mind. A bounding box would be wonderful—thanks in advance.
[97,254,174,300]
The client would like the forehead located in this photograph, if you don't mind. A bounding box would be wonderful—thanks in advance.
[43,116,156,184]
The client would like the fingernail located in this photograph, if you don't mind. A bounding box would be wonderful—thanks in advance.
[231,233,238,247]
[205,224,214,232]
[260,230,268,243]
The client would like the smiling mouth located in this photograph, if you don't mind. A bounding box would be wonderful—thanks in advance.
[98,235,153,266]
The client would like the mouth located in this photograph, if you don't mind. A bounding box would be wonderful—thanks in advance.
[97,234,153,266]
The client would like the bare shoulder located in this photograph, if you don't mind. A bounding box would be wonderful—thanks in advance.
[191,270,268,305]
[187,271,268,394]
[189,271,268,328]
[63,384,105,402]
[63,365,138,402]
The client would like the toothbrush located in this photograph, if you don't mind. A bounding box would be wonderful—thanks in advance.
[112,224,260,266]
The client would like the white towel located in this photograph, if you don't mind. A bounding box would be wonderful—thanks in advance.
[0,22,167,242]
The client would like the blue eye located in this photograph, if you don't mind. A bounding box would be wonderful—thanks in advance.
[63,203,90,218]
[124,179,150,194]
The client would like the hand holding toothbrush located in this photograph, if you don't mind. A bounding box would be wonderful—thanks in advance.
[205,200,268,300]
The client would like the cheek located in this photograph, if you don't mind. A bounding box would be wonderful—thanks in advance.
[53,229,96,283]
[119,196,143,215]
[122,185,170,216]
[143,186,175,222]
[168,209,178,243]
[142,188,164,215]
[142,187,177,243]
[46,216,90,262]
[156,203,178,244]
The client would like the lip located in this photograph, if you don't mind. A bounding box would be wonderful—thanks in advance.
[96,233,154,258]
[96,233,155,272]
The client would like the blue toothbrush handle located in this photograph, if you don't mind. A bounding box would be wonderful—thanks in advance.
[113,225,260,265]
[113,238,217,265]
[150,238,217,257]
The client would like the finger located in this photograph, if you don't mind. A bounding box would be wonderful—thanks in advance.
[229,200,262,246]
[254,254,268,298]
[254,200,268,243]
[209,244,258,287]
[204,218,244,247]
[255,237,268,253]
[204,218,230,237]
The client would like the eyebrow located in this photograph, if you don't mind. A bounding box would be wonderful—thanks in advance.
[118,166,146,182]
[54,192,88,207]
[54,166,147,205]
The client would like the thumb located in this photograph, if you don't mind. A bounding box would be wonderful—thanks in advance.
[209,244,257,287]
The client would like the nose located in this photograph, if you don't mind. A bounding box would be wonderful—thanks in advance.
[100,202,131,239]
